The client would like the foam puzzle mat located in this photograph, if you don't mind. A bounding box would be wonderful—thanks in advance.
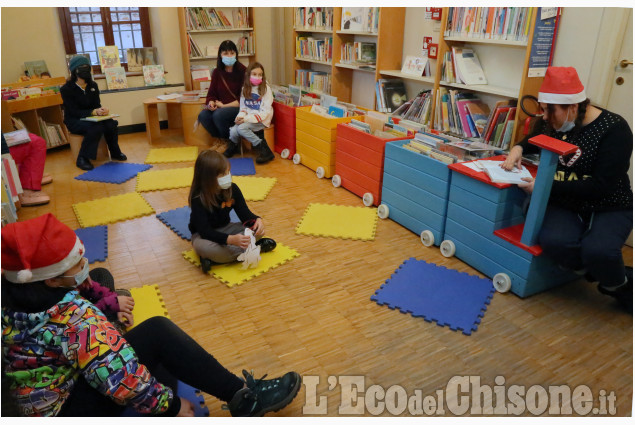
[144,146,198,164]
[74,225,108,263]
[229,157,256,175]
[124,380,209,417]
[74,162,152,184]
[182,243,300,287]
[157,206,240,240]
[232,176,277,201]
[136,167,194,192]
[295,203,378,241]
[371,258,495,336]
[127,284,170,330]
[73,192,155,228]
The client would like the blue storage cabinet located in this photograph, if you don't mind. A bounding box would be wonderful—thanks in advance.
[379,140,452,246]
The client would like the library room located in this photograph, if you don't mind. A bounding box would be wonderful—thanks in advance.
[1,4,633,419]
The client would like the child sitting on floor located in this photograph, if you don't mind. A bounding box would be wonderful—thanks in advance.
[188,150,276,273]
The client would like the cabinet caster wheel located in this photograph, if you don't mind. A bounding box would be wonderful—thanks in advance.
[440,240,456,258]
[316,167,325,179]
[332,174,341,187]
[281,148,290,159]
[377,204,389,219]
[493,273,512,293]
[292,153,301,164]
[420,230,434,247]
[362,192,374,207]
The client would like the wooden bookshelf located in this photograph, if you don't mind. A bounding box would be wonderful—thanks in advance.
[178,7,256,91]
[379,70,435,84]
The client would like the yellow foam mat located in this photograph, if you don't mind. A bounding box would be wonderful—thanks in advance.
[127,284,170,330]
[144,146,199,164]
[232,176,277,201]
[136,167,194,192]
[73,192,155,228]
[296,203,378,241]
[182,243,300,287]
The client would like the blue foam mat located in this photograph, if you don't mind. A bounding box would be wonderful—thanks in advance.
[229,157,256,175]
[371,258,495,335]
[156,206,239,241]
[75,162,153,184]
[74,225,108,263]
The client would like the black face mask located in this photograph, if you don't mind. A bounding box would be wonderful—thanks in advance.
[76,68,92,82]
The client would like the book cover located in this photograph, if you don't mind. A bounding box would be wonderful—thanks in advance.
[455,99,480,137]
[465,102,491,137]
[127,48,158,72]
[3,129,30,147]
[484,106,512,142]
[98,46,121,69]
[104,67,128,90]
[455,49,487,85]
[81,114,120,122]
[24,60,49,79]
[341,7,365,31]
[143,65,166,86]
[328,105,346,118]
[401,56,429,76]
[288,85,302,106]
[359,43,376,64]
[382,80,407,113]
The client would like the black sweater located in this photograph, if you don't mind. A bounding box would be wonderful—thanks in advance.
[188,183,258,244]
[518,109,633,213]
[60,80,102,125]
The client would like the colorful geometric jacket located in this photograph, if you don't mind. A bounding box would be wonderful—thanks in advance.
[1,290,173,416]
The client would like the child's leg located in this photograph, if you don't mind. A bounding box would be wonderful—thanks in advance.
[191,223,247,263]
[228,124,241,145]
[236,122,266,146]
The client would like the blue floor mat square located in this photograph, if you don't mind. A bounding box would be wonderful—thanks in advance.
[371,258,495,335]
[229,157,256,175]
[74,225,108,263]
[75,162,153,184]
[157,206,239,241]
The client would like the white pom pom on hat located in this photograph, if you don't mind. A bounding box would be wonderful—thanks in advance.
[17,269,33,283]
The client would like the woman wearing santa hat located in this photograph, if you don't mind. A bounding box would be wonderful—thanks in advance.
[1,213,300,417]
[502,66,633,311]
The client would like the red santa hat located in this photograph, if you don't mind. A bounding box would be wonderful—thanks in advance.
[538,67,586,105]
[1,213,85,284]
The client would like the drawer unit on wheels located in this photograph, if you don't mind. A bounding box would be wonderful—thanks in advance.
[272,101,297,159]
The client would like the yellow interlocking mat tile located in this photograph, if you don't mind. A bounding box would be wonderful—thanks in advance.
[144,146,198,163]
[295,203,378,241]
[232,176,277,201]
[73,192,155,228]
[127,284,170,330]
[182,243,300,287]
[136,167,194,192]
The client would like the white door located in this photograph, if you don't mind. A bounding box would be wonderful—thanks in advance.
[606,9,633,246]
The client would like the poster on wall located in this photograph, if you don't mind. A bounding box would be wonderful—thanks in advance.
[528,7,561,77]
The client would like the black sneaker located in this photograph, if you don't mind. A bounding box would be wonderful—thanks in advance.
[255,140,274,164]
[223,140,239,158]
[224,370,301,417]
[256,238,277,253]
[598,266,633,313]
[111,152,127,161]
[76,156,94,170]
[201,257,214,274]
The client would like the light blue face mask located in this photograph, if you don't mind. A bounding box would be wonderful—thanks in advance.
[61,258,89,287]
[557,108,575,133]
[218,172,232,190]
[222,55,237,67]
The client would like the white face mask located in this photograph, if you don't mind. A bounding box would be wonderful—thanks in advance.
[61,258,89,287]
[218,172,232,190]
[557,108,575,133]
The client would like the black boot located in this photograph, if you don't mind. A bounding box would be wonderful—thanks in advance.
[598,266,633,313]
[223,140,239,158]
[255,140,274,164]
[111,152,127,161]
[224,370,301,416]
[256,238,276,253]
[201,257,214,274]
[76,156,94,170]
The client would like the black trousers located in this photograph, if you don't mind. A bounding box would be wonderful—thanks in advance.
[65,119,122,160]
[59,317,244,416]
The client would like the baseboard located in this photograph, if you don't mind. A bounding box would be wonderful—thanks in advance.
[118,120,168,135]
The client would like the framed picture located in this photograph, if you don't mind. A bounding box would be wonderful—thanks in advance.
[428,43,439,59]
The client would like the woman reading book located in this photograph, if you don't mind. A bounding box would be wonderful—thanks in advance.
[502,67,633,311]
[60,55,126,171]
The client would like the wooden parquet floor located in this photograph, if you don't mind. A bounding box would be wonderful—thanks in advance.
[18,133,633,417]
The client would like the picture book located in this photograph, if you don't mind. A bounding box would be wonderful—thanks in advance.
[127,48,158,72]
[454,48,487,85]
[465,102,491,137]
[143,65,166,86]
[382,80,407,113]
[288,85,302,106]
[341,7,365,31]
[104,67,128,90]
[24,60,49,79]
[359,43,377,64]
[98,46,121,69]
[328,105,346,118]
[65,54,91,75]
[401,56,430,76]
[3,129,30,147]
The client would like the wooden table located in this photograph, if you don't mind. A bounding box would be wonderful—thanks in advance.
[143,97,215,146]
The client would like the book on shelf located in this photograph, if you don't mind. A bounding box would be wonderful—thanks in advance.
[295,7,334,30]
[188,34,204,58]
[401,56,431,77]
[341,7,379,33]
[186,7,249,30]
[24,60,49,79]
[98,46,121,69]
[191,66,211,82]
[340,42,376,65]
[81,114,120,122]
[295,69,331,94]
[237,32,254,55]
[445,7,533,42]
[376,79,407,114]
[143,65,166,86]
[3,129,30,147]
[296,36,333,62]
[126,48,158,72]
[104,67,128,90]
[454,48,487,85]
[465,101,491,137]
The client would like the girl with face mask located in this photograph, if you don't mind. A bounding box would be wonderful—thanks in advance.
[197,40,247,149]
[501,67,633,311]
[188,150,277,273]
[60,55,127,171]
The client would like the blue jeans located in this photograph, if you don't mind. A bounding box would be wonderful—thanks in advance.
[197,106,239,139]
[539,205,633,287]
[229,122,265,146]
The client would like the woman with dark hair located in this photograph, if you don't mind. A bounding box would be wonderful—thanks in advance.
[60,55,126,171]
[502,67,633,310]
[198,40,247,151]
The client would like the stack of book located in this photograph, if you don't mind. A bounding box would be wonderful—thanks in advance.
[187,34,204,57]
[479,100,517,149]
[445,7,534,42]
[37,117,68,149]
[375,79,407,114]
[434,88,492,139]
[296,69,331,94]
[392,90,433,128]
[296,36,333,62]
[340,42,376,66]
[186,7,249,30]
[295,7,333,30]
[237,32,254,55]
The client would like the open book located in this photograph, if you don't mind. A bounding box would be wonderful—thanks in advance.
[473,160,532,184]
[81,114,120,122]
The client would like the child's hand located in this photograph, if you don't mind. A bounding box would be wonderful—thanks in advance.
[215,100,224,108]
[117,311,134,328]
[252,218,265,236]
[235,116,244,124]
[207,101,217,111]
[228,234,251,249]
[117,295,135,314]
[518,177,535,194]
